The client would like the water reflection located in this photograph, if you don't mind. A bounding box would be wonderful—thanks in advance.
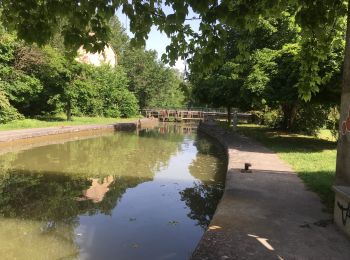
[181,132,227,228]
[0,125,226,259]
[82,176,114,203]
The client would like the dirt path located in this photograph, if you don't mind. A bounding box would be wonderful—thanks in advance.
[193,123,350,260]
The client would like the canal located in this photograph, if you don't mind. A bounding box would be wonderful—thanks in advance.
[0,124,227,260]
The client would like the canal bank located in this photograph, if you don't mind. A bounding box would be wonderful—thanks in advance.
[0,118,158,143]
[194,122,350,260]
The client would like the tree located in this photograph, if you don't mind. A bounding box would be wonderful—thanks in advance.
[0,22,140,121]
[0,33,44,117]
[191,62,243,125]
[190,12,343,133]
[0,0,349,184]
[108,16,130,60]
[121,48,185,109]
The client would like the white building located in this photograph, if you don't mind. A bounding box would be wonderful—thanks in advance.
[76,44,117,67]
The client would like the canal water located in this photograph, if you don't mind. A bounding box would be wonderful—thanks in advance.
[0,124,227,260]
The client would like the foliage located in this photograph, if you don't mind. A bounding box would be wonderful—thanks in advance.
[108,16,130,60]
[71,65,138,118]
[0,66,43,116]
[0,90,23,123]
[121,48,185,109]
[191,61,242,110]
[290,103,332,135]
[0,35,67,117]
[0,0,346,101]
[0,2,347,127]
[0,15,186,123]
[191,13,343,134]
[326,106,340,140]
[253,104,336,136]
[261,109,283,128]
[146,67,184,108]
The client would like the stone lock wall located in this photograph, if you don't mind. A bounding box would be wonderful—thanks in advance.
[333,186,350,236]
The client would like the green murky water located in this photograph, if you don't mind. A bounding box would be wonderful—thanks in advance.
[0,124,227,260]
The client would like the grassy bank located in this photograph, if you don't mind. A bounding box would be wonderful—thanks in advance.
[237,124,337,211]
[0,115,141,131]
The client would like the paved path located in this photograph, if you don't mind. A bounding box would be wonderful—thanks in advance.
[193,123,350,260]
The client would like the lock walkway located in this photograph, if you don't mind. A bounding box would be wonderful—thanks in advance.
[193,122,350,260]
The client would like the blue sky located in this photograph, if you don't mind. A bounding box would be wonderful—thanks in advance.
[116,6,199,72]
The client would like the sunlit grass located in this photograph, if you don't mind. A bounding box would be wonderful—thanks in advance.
[237,124,337,211]
[0,115,142,131]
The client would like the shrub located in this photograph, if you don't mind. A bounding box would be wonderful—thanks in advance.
[118,90,139,117]
[69,65,139,118]
[0,90,23,124]
[256,103,331,136]
[262,109,283,128]
[291,103,330,135]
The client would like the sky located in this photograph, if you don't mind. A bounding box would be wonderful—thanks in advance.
[116,6,200,73]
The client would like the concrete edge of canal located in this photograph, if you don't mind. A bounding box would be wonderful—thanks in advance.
[193,122,350,260]
[0,118,159,143]
[0,118,159,154]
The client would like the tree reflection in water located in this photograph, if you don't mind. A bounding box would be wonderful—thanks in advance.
[0,125,227,259]
[0,128,182,258]
[180,181,224,229]
[0,126,185,220]
[180,132,227,229]
[0,170,149,223]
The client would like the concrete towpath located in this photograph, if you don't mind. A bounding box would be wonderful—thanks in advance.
[193,123,350,260]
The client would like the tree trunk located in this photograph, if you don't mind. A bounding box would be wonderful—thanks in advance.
[227,106,232,126]
[335,0,350,185]
[66,99,72,121]
[281,103,298,131]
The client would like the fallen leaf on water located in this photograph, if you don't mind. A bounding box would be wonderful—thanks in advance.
[131,243,139,248]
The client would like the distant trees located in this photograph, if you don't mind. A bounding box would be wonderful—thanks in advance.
[0,16,186,123]
[0,33,139,121]
[122,50,184,108]
[113,27,185,109]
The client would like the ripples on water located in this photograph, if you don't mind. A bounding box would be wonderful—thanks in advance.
[0,124,227,260]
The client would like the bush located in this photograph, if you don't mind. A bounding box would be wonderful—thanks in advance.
[0,67,43,116]
[69,65,139,118]
[256,103,331,136]
[249,110,264,124]
[118,90,139,117]
[291,103,330,135]
[0,90,24,124]
[259,109,283,128]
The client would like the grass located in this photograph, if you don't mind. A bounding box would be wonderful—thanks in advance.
[237,124,337,212]
[0,115,141,131]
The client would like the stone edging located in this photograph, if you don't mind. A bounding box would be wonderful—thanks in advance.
[0,118,158,143]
